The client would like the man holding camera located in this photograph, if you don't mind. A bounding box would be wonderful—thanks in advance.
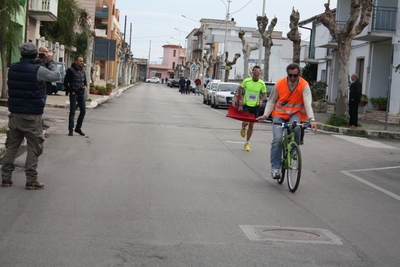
[63,55,87,136]
[37,46,57,128]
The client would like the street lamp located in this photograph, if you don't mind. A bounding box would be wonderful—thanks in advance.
[221,0,232,81]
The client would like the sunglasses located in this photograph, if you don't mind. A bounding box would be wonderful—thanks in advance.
[287,74,299,78]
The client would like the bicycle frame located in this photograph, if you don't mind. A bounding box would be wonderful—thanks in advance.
[277,121,305,193]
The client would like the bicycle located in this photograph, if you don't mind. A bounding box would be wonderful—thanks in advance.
[275,121,307,193]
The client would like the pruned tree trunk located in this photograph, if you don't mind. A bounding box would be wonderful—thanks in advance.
[287,7,301,64]
[257,15,277,82]
[224,52,241,82]
[0,36,7,99]
[238,29,259,78]
[319,0,373,114]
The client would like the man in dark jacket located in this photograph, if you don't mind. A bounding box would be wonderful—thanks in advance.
[64,55,87,136]
[349,73,362,129]
[2,42,60,190]
[179,76,185,94]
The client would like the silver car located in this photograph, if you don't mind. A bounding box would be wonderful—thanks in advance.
[210,82,240,109]
[203,79,221,105]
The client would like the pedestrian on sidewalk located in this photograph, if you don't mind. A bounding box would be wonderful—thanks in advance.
[64,55,88,136]
[348,73,362,129]
[194,77,201,95]
[185,78,191,94]
[2,42,60,190]
[179,76,185,94]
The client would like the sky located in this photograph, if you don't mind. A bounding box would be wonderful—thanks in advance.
[117,0,338,63]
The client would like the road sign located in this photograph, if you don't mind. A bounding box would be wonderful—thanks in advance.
[191,63,197,70]
[247,58,258,63]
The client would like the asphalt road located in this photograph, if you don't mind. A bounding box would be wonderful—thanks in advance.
[1,83,400,266]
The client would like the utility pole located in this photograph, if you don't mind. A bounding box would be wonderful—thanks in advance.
[258,0,266,66]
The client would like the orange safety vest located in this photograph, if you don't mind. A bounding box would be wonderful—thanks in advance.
[272,77,308,121]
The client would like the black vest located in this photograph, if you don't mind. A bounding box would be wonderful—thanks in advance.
[7,58,45,115]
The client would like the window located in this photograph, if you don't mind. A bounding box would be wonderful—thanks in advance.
[173,50,176,57]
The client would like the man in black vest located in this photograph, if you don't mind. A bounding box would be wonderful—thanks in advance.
[63,55,88,136]
[2,42,60,190]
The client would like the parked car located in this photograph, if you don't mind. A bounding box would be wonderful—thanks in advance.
[50,61,66,94]
[259,82,275,115]
[210,82,240,109]
[187,79,196,93]
[146,77,160,83]
[203,79,221,105]
[169,78,180,88]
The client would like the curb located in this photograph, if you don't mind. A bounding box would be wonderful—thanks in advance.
[317,123,400,140]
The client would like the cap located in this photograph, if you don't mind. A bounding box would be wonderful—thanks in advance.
[18,42,38,56]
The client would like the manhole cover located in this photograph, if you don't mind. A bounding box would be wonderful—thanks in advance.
[240,225,343,245]
[262,229,321,241]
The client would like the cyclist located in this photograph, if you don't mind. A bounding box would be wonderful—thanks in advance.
[256,63,317,179]
[237,65,267,152]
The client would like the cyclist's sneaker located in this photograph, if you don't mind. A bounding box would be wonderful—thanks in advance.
[240,127,246,138]
[244,143,250,151]
[271,168,281,179]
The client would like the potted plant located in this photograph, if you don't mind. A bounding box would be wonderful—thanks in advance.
[310,81,328,113]
[370,97,387,111]
[91,85,100,95]
[98,86,107,95]
[359,94,368,106]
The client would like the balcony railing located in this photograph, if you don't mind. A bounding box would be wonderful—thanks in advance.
[29,0,58,21]
[96,6,109,19]
[371,6,397,31]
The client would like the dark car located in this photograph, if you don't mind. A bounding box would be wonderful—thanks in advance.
[259,82,275,118]
[169,78,180,88]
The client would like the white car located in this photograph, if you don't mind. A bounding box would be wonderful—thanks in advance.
[210,82,240,109]
[146,77,160,83]
[203,79,221,105]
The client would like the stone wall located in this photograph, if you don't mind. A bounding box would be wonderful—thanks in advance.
[364,110,400,123]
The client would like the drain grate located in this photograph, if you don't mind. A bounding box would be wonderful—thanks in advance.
[239,225,343,245]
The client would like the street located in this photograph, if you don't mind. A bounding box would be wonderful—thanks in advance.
[1,83,400,266]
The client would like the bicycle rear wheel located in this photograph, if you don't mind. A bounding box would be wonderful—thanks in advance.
[287,144,301,193]
[278,146,286,184]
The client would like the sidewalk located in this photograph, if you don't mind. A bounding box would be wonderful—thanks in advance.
[0,85,134,158]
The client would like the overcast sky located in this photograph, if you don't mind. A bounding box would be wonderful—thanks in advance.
[117,0,338,63]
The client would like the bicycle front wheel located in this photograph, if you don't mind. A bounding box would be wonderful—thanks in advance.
[287,143,302,193]
[278,146,286,184]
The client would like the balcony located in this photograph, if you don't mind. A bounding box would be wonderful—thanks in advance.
[354,6,398,42]
[95,29,107,38]
[317,21,346,49]
[95,6,109,20]
[29,0,58,21]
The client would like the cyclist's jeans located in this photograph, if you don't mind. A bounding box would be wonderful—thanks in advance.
[270,115,301,169]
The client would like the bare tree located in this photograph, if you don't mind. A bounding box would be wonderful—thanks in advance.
[224,52,241,82]
[319,0,373,114]
[257,15,278,82]
[238,29,259,78]
[287,7,301,64]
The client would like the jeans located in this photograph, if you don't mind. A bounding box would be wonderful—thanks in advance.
[270,115,301,169]
[69,93,86,131]
[196,85,200,95]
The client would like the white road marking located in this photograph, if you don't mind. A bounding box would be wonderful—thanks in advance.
[333,135,397,149]
[341,167,400,201]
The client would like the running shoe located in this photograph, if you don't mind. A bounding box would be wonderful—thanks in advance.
[241,127,246,138]
[244,143,250,151]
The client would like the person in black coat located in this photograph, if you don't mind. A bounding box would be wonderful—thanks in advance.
[349,73,362,129]
[179,76,185,94]
[185,78,191,94]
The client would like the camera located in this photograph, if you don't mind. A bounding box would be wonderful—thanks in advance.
[38,53,46,59]
[281,100,288,106]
